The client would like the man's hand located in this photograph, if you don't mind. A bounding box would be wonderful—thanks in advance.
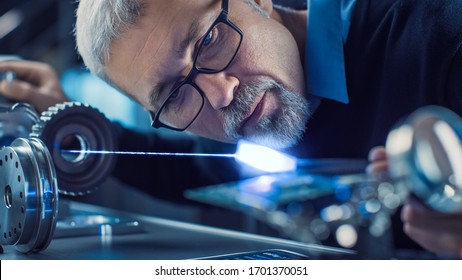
[368,146,462,258]
[0,60,69,113]
[401,196,462,257]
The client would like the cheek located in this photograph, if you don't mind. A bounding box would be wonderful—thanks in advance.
[188,106,228,138]
[237,24,304,90]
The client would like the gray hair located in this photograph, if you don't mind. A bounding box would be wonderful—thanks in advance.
[75,0,267,84]
[75,0,146,81]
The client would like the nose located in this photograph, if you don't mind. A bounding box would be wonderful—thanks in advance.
[194,72,238,110]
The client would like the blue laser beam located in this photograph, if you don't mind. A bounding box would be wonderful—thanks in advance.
[60,140,298,173]
[61,149,236,158]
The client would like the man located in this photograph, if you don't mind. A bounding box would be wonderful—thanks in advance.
[1,0,461,257]
[76,0,310,150]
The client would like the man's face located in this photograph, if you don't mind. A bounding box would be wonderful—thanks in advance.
[106,0,309,149]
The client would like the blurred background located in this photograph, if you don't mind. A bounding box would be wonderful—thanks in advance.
[0,0,152,132]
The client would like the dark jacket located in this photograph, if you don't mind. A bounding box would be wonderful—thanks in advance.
[289,0,462,159]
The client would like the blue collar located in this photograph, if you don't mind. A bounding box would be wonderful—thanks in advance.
[306,0,357,104]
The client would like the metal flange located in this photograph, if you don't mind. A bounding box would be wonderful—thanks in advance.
[0,137,58,253]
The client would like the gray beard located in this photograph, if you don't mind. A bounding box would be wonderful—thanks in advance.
[223,78,310,149]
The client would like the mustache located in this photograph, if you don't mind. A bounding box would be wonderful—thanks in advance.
[223,78,282,137]
[222,78,310,149]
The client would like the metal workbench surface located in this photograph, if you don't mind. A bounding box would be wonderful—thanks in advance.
[0,200,353,260]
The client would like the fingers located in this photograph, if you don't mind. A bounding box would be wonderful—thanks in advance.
[366,146,388,174]
[0,78,68,113]
[0,60,69,113]
[368,146,387,161]
[366,160,388,174]
[0,60,60,88]
[0,79,37,101]
[402,199,462,257]
[402,223,462,257]
[401,198,462,231]
[367,147,462,257]
[0,60,52,76]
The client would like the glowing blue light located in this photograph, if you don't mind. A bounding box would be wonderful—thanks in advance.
[234,140,297,173]
[334,183,352,201]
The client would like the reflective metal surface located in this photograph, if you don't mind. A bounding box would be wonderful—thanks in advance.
[0,201,354,260]
[0,138,58,253]
[0,70,16,83]
[0,103,40,146]
[386,106,462,212]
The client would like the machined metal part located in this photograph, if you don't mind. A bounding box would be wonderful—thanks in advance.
[0,103,40,146]
[31,102,118,196]
[386,106,462,212]
[0,137,58,253]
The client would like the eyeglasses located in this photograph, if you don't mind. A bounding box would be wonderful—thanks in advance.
[150,0,243,131]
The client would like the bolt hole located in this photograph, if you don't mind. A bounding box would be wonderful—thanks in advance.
[20,192,23,198]
[4,155,7,162]
[15,161,18,168]
[13,228,16,234]
[4,185,13,209]
[9,153,12,160]
[3,232,6,239]
[18,222,21,229]
[18,175,21,182]
[0,159,2,166]
[8,231,11,237]
[21,206,24,214]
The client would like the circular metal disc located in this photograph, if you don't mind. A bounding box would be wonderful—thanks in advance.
[386,106,462,212]
[0,138,58,253]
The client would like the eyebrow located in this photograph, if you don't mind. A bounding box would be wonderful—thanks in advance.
[148,17,202,112]
[178,17,202,56]
[148,4,222,112]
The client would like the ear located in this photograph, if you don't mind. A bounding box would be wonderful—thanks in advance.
[253,0,274,15]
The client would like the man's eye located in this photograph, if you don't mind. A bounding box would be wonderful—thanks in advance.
[203,30,213,46]
[164,87,187,112]
[169,91,179,100]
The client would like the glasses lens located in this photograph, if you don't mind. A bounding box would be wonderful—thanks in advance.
[158,84,204,129]
[196,22,241,71]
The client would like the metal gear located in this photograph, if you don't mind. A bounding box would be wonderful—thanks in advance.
[31,102,118,196]
[0,137,58,253]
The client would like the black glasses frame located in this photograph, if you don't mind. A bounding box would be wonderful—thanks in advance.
[150,0,243,131]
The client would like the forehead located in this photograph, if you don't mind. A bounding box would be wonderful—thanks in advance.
[105,0,219,107]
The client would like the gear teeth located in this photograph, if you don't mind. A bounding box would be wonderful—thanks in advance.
[31,102,104,139]
[29,101,117,196]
